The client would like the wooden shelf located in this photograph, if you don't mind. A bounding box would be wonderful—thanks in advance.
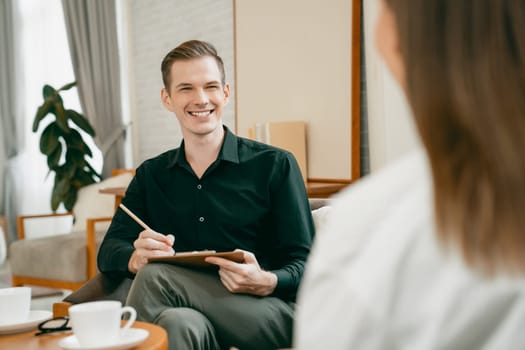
[306,181,348,198]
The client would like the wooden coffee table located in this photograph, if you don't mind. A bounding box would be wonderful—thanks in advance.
[0,320,168,350]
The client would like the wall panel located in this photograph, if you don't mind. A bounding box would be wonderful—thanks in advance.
[234,0,354,179]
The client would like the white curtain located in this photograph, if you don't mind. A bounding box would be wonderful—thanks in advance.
[9,0,102,239]
[0,0,20,243]
[62,0,126,178]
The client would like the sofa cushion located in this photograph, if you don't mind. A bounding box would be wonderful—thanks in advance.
[71,173,133,232]
[311,206,331,233]
[9,230,106,282]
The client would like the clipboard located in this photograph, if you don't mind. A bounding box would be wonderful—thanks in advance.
[148,250,245,268]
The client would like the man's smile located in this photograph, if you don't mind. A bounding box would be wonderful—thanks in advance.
[188,109,214,117]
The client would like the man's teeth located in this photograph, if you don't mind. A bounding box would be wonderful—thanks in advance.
[189,111,211,117]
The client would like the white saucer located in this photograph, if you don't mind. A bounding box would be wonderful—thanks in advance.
[0,310,53,334]
[58,328,149,350]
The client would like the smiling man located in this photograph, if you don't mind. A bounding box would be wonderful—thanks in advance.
[97,40,314,350]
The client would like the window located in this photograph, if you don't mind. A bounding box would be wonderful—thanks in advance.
[14,0,102,237]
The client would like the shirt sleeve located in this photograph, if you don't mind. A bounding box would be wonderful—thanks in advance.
[268,152,315,301]
[97,166,148,277]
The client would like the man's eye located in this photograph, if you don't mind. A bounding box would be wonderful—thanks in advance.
[179,87,191,91]
[206,85,219,90]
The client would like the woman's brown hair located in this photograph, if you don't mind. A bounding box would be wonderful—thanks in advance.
[384,0,525,273]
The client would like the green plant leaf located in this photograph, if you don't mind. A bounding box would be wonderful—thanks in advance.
[39,122,61,155]
[54,102,70,133]
[58,81,76,91]
[51,174,65,211]
[38,82,100,211]
[75,170,97,187]
[55,176,71,197]
[43,85,56,99]
[56,92,64,105]
[63,129,93,157]
[63,188,78,211]
[50,190,61,211]
[47,143,63,169]
[33,100,54,132]
[66,109,95,137]
[65,148,84,167]
[61,162,77,179]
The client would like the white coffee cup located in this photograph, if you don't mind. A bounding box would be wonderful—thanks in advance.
[0,287,31,325]
[68,301,136,347]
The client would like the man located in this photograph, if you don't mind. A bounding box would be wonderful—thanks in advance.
[98,40,314,350]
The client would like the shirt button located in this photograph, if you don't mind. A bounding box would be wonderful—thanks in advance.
[199,217,205,222]
[197,184,202,190]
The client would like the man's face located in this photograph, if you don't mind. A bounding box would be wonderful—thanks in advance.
[161,56,230,139]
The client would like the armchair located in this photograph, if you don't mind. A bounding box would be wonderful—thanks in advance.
[52,198,332,317]
[9,170,135,291]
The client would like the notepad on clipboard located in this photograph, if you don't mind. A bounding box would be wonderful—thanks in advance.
[148,250,245,268]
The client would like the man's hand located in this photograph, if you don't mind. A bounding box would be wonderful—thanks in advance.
[128,230,175,274]
[205,249,277,296]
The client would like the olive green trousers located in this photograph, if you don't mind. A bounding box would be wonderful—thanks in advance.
[126,263,294,350]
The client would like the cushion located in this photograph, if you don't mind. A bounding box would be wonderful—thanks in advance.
[71,173,134,232]
[311,206,331,233]
[9,230,107,282]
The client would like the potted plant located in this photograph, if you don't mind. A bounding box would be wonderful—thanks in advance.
[33,82,101,211]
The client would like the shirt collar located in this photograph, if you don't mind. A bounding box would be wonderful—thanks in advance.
[167,126,240,168]
[219,126,240,164]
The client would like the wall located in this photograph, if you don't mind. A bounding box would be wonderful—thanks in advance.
[123,0,419,175]
[235,0,352,180]
[363,0,420,172]
[123,0,235,165]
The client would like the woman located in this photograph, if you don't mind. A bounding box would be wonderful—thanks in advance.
[295,0,525,349]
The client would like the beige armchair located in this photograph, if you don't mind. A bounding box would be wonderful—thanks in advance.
[9,170,134,291]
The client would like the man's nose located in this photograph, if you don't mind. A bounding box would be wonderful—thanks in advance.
[193,89,209,105]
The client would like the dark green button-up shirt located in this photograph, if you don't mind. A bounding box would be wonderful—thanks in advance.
[98,127,314,301]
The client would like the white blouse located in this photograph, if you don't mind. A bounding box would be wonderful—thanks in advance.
[295,150,525,349]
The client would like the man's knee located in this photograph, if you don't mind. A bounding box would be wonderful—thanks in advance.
[134,263,164,283]
[132,263,181,294]
[156,308,219,350]
[127,264,174,309]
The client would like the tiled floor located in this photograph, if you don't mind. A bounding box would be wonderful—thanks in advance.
[0,259,70,312]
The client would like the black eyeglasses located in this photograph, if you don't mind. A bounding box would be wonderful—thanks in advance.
[35,316,72,336]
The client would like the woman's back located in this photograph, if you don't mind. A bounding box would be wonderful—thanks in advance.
[295,150,525,349]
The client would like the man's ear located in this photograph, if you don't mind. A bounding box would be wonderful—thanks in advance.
[161,87,174,111]
[223,83,231,104]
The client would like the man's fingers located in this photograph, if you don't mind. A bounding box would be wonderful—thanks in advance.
[148,248,175,257]
[135,247,175,260]
[136,230,174,249]
[218,269,236,292]
[139,229,173,243]
[205,257,241,271]
[206,251,259,272]
[134,237,173,252]
[240,251,260,269]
